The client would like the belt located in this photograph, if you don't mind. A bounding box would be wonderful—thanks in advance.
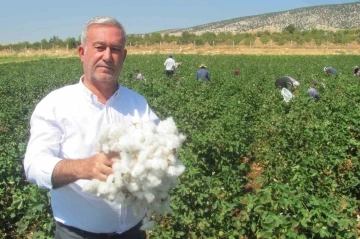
[56,221,143,239]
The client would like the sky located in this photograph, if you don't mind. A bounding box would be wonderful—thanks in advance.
[0,0,358,44]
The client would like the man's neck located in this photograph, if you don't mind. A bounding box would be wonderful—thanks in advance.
[82,77,118,104]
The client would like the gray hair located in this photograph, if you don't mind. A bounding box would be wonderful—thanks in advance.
[80,16,126,45]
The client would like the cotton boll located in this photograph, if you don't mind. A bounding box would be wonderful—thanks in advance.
[147,157,168,171]
[107,124,126,140]
[137,149,150,163]
[174,163,185,176]
[144,192,155,203]
[150,168,166,179]
[108,189,117,201]
[166,162,185,177]
[106,174,115,185]
[97,182,110,196]
[131,163,146,178]
[110,141,122,153]
[126,182,140,193]
[140,218,155,231]
[141,121,156,133]
[145,173,162,188]
[157,117,177,135]
[132,191,145,200]
[161,198,172,213]
[166,136,182,150]
[112,161,122,171]
[108,194,115,201]
[108,185,117,195]
[179,133,186,143]
[143,131,156,146]
[113,174,125,189]
[157,181,172,192]
[82,179,100,193]
[151,200,164,214]
[166,154,177,164]
[120,151,132,164]
[101,144,110,154]
[131,130,146,145]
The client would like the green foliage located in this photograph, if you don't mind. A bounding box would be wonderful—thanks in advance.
[283,24,297,34]
[2,28,360,51]
[1,55,360,238]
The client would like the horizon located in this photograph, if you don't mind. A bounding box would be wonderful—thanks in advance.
[0,0,358,44]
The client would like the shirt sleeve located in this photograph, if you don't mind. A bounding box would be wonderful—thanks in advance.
[24,98,64,190]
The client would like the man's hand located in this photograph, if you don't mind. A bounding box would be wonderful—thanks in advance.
[51,152,120,189]
[83,152,119,181]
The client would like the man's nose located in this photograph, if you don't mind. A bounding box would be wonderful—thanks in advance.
[103,47,112,61]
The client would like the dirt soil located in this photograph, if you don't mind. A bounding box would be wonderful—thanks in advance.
[127,40,360,55]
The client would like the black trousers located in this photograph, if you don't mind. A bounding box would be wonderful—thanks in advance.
[165,70,174,77]
[54,221,146,239]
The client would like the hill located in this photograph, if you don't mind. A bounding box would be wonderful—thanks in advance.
[157,2,360,35]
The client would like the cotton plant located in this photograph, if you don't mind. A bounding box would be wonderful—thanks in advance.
[82,117,186,231]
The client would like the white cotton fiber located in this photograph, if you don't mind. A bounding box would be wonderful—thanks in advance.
[82,117,186,231]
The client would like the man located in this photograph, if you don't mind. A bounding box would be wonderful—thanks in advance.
[308,86,320,100]
[354,66,359,77]
[196,64,210,82]
[164,54,176,77]
[324,66,338,76]
[274,76,300,92]
[23,16,157,239]
[135,69,145,80]
[234,69,240,77]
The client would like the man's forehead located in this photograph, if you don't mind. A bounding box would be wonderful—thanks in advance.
[87,25,124,37]
[87,26,124,44]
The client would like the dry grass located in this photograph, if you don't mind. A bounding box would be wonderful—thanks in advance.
[0,40,359,61]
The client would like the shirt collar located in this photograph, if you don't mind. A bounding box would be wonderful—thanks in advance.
[78,75,121,104]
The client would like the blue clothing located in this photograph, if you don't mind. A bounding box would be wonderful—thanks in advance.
[196,68,210,82]
[325,67,338,75]
[308,87,319,99]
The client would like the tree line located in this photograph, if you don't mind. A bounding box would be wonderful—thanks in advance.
[1,25,360,51]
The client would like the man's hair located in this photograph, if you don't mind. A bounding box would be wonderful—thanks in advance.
[80,16,127,45]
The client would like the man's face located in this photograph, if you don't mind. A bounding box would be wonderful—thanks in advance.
[78,24,127,85]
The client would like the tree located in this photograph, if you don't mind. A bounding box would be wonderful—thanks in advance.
[283,24,296,34]
[201,32,216,44]
[64,37,78,49]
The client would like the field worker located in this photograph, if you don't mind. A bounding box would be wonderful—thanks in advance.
[324,66,338,76]
[308,81,320,100]
[308,87,319,100]
[175,61,182,69]
[174,61,182,74]
[164,53,176,77]
[354,66,360,77]
[135,69,145,80]
[274,76,300,92]
[234,69,240,77]
[23,16,158,239]
[196,64,210,82]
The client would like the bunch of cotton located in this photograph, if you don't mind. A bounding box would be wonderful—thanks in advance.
[82,117,186,231]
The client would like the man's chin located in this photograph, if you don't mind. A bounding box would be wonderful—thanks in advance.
[95,74,117,83]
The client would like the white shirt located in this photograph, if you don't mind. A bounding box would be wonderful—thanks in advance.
[287,76,300,87]
[164,58,176,71]
[24,77,158,234]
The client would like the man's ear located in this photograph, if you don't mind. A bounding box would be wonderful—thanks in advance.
[78,45,85,62]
